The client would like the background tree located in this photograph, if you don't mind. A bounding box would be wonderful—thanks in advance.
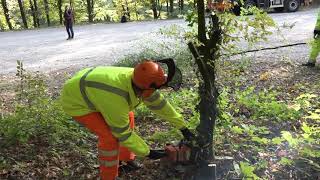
[179,0,183,11]
[86,0,94,22]
[169,0,173,13]
[57,0,63,25]
[33,0,40,27]
[151,0,157,19]
[1,0,12,29]
[43,0,50,26]
[17,0,28,28]
[29,0,37,27]
[0,0,198,29]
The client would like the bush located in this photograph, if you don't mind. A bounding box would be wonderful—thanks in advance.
[0,62,89,148]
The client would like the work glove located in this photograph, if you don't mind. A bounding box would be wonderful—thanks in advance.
[147,150,167,160]
[314,29,320,39]
[180,128,195,141]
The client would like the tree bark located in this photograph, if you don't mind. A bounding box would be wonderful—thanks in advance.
[166,0,168,13]
[134,1,138,20]
[180,0,184,10]
[29,0,37,28]
[18,0,28,29]
[169,0,173,13]
[86,0,94,22]
[58,0,63,25]
[157,0,162,18]
[188,0,222,163]
[1,0,13,30]
[33,0,40,27]
[151,0,157,19]
[43,0,50,26]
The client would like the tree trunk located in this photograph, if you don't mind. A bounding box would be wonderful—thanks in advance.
[58,0,63,25]
[33,0,40,27]
[0,22,4,31]
[180,0,184,10]
[134,1,138,20]
[188,0,222,163]
[86,0,93,22]
[151,0,157,19]
[43,0,50,26]
[1,0,13,30]
[157,0,162,18]
[166,0,168,13]
[169,0,173,13]
[91,0,94,19]
[29,0,37,28]
[18,0,28,29]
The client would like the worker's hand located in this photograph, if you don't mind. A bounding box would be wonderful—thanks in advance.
[147,150,167,160]
[180,128,195,141]
[314,29,320,39]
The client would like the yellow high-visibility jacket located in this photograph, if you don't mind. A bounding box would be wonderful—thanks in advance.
[316,10,320,31]
[60,66,187,157]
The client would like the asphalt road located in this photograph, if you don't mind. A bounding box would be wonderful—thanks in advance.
[0,7,319,74]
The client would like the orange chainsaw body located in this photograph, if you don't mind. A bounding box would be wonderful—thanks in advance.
[163,144,191,163]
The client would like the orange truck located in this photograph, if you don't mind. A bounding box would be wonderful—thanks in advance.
[207,0,307,15]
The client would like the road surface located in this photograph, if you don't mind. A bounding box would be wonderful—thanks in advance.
[0,7,319,74]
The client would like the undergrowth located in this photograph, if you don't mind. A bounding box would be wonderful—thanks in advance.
[0,29,319,179]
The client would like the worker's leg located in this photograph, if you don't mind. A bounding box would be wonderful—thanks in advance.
[74,112,119,180]
[119,111,136,161]
[309,39,320,64]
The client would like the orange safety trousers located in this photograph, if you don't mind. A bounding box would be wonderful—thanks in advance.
[73,112,136,180]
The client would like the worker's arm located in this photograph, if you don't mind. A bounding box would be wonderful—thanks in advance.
[94,93,150,157]
[142,90,187,129]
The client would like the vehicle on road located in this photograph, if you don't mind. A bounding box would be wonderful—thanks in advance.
[230,0,302,15]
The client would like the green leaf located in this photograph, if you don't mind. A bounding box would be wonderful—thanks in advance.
[239,162,259,179]
[231,126,244,134]
[252,136,269,145]
[301,122,311,134]
[281,131,298,147]
[271,137,283,145]
[296,93,317,100]
[279,157,293,166]
[304,112,320,120]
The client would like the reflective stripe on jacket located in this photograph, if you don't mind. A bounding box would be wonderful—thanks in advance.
[60,66,187,157]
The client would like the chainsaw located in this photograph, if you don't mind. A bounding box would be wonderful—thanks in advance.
[162,140,192,164]
[160,139,216,180]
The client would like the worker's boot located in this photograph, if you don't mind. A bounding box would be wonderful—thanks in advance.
[302,62,315,67]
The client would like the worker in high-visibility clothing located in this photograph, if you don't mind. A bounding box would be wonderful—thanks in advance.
[60,59,194,180]
[303,10,320,67]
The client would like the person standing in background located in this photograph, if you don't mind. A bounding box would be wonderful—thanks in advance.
[64,5,74,40]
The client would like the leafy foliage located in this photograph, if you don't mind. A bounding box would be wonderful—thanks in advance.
[0,61,89,147]
[0,0,194,30]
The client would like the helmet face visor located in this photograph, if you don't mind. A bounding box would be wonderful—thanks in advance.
[167,67,182,90]
[156,58,182,91]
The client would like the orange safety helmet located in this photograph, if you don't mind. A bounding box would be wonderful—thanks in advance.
[133,60,167,98]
